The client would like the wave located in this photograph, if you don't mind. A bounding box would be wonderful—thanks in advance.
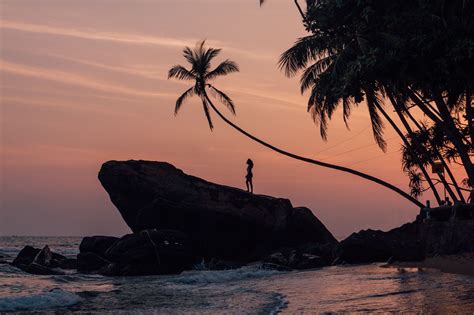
[167,265,283,286]
[0,288,81,312]
[268,293,289,315]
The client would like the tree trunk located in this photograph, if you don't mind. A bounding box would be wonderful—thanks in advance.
[204,92,424,208]
[375,102,443,205]
[466,89,473,144]
[431,93,474,196]
[408,89,474,198]
[385,93,458,203]
[403,105,466,203]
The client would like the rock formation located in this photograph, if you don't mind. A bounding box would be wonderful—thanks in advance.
[98,160,337,262]
[336,203,474,264]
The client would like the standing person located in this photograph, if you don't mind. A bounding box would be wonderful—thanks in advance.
[245,159,254,194]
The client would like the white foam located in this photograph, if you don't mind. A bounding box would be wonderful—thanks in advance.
[168,265,282,285]
[0,288,81,312]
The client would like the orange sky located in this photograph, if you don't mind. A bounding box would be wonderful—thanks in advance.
[0,0,468,237]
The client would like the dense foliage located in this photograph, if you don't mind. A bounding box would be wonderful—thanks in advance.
[279,0,474,203]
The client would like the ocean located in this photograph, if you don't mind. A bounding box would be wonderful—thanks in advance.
[1,236,474,314]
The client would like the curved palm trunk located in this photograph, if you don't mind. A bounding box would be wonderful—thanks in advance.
[203,93,424,208]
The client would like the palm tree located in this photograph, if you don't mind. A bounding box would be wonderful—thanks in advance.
[168,40,424,208]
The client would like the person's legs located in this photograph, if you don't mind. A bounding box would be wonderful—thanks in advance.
[246,179,250,192]
[249,179,253,194]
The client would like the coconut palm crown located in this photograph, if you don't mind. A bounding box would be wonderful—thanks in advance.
[168,40,239,130]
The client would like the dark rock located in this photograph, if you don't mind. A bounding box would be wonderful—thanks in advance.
[77,252,110,272]
[98,160,337,262]
[264,247,330,270]
[205,258,245,270]
[33,245,53,266]
[336,223,423,264]
[421,219,474,256]
[20,263,65,276]
[265,252,288,266]
[289,252,326,269]
[103,229,195,276]
[79,236,119,256]
[12,246,40,266]
[58,258,78,270]
[98,263,121,276]
[288,207,336,244]
[336,211,474,264]
[11,245,70,275]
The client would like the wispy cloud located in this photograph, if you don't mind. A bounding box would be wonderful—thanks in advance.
[0,60,175,99]
[1,20,193,48]
[44,53,170,81]
[1,96,139,117]
[1,21,273,60]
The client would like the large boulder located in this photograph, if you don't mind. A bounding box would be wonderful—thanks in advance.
[98,160,337,262]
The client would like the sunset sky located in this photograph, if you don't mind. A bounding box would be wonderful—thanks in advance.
[1,0,466,238]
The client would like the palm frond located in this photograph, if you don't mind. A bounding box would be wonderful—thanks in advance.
[207,84,236,115]
[206,60,239,81]
[168,65,196,80]
[365,88,387,151]
[279,35,326,77]
[300,56,333,93]
[175,87,195,115]
[203,47,222,68]
[182,46,196,66]
[342,97,353,129]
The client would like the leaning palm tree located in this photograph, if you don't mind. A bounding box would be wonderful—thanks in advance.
[168,40,423,208]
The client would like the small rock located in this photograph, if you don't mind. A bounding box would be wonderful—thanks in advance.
[34,245,53,266]
[12,246,40,266]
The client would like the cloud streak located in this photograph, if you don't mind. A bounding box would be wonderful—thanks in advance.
[0,60,175,99]
[1,21,273,60]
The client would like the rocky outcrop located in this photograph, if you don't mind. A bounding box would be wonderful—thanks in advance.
[11,245,71,275]
[98,160,337,262]
[336,204,474,264]
[77,230,196,276]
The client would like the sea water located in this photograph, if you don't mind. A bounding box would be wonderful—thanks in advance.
[1,236,474,314]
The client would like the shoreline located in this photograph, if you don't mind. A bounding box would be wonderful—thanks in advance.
[386,252,474,277]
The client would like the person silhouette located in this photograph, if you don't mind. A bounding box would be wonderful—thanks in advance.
[245,159,254,194]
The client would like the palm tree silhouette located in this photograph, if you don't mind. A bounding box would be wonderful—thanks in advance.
[168,40,423,208]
